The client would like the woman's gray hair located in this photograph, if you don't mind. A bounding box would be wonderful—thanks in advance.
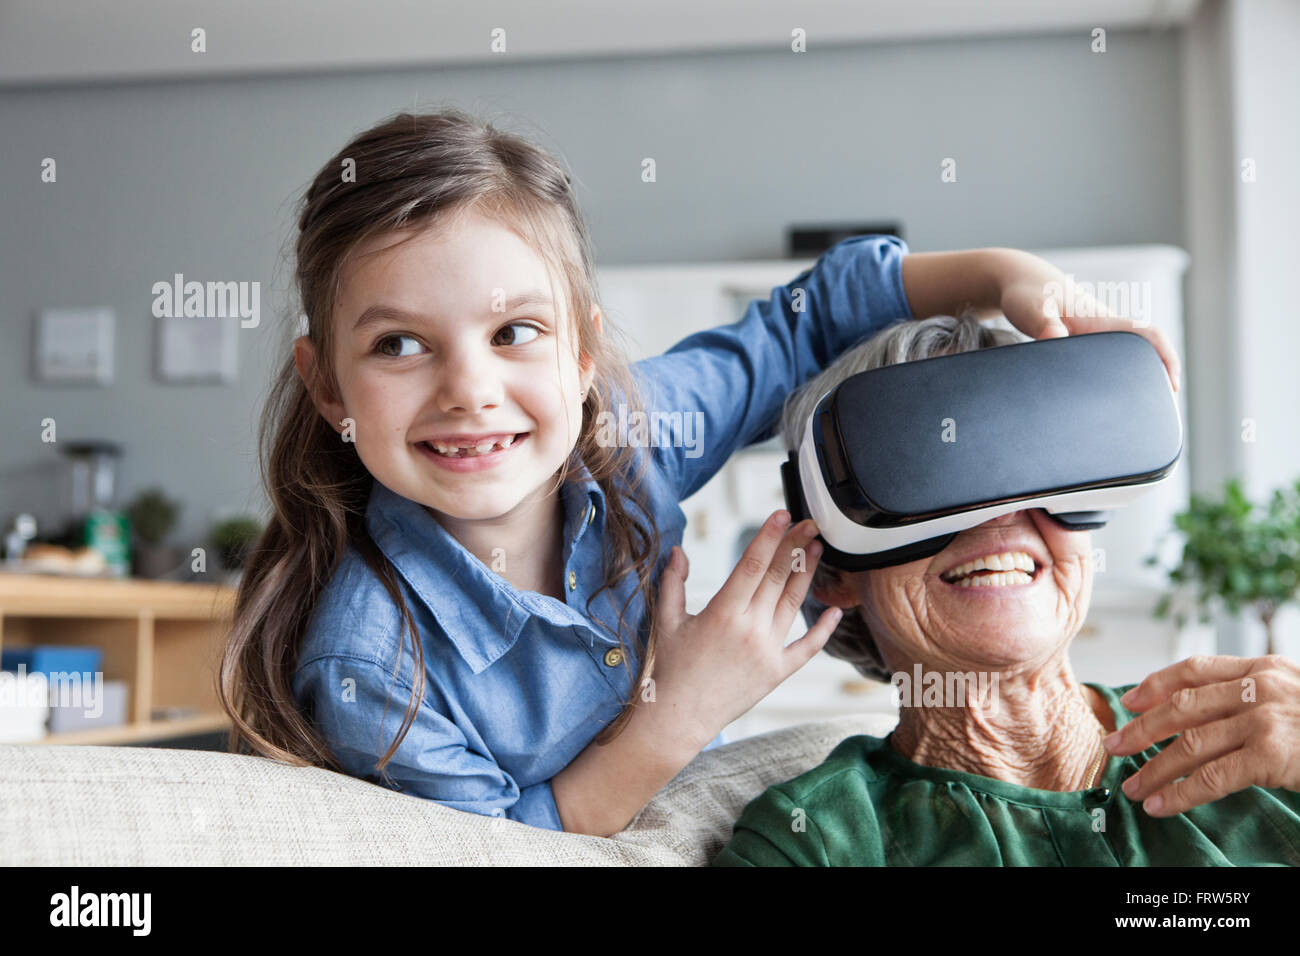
[778,312,1023,682]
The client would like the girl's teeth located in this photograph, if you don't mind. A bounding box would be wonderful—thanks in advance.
[429,435,517,457]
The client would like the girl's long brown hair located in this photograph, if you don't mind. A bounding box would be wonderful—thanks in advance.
[218,108,664,773]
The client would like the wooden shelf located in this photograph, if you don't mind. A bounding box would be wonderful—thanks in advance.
[0,572,234,618]
[0,572,236,746]
[28,712,233,746]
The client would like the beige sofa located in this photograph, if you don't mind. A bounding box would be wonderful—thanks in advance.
[0,713,897,865]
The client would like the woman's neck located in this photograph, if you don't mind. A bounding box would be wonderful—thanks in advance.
[887,659,1117,791]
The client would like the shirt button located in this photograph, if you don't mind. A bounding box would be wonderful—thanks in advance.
[568,570,577,590]
[1084,787,1111,806]
[604,648,623,667]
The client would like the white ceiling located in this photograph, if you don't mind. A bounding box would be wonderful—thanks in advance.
[0,0,1200,88]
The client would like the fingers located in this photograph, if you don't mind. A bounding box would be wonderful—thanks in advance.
[1040,286,1182,394]
[770,532,823,640]
[780,604,842,675]
[1105,676,1243,756]
[750,519,821,622]
[712,510,791,613]
[657,545,687,633]
[1143,326,1182,393]
[1113,656,1300,814]
[1039,293,1069,335]
[1118,710,1252,808]
[1134,741,1257,818]
[1120,655,1257,715]
[1012,291,1065,339]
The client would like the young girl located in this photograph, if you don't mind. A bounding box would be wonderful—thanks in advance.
[218,108,1181,837]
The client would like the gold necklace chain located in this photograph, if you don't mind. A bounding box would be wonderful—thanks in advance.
[1084,726,1106,789]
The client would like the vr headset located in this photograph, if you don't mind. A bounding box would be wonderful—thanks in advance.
[780,330,1182,571]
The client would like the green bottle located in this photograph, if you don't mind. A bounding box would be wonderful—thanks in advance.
[84,510,131,577]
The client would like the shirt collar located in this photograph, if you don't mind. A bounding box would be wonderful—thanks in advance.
[563,454,605,550]
[363,459,606,674]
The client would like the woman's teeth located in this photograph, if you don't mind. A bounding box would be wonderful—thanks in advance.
[949,570,1034,588]
[942,550,1037,587]
[427,434,519,458]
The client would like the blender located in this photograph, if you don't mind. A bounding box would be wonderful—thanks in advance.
[61,441,130,577]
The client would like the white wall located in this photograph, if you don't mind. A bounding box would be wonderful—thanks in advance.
[1181,0,1300,656]
[0,29,1187,553]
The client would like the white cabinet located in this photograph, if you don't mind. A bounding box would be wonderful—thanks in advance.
[597,245,1198,740]
[596,259,818,362]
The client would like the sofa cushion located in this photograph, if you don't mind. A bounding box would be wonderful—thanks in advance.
[0,712,896,865]
[613,713,898,864]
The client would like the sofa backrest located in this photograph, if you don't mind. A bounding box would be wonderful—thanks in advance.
[0,713,898,865]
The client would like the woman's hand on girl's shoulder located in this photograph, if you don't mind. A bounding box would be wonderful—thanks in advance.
[649,511,843,748]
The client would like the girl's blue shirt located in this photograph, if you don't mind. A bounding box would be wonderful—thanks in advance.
[291,234,912,830]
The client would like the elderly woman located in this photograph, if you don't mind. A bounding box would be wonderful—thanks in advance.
[713,314,1300,866]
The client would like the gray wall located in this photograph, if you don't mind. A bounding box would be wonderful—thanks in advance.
[0,29,1184,551]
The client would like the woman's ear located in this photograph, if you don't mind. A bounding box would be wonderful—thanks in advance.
[811,569,858,610]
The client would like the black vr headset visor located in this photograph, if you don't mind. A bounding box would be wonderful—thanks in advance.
[780,331,1183,571]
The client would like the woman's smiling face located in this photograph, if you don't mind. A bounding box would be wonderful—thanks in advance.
[306,207,594,521]
[822,509,1095,673]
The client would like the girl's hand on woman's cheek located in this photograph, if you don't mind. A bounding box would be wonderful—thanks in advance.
[649,512,843,749]
[1104,654,1300,816]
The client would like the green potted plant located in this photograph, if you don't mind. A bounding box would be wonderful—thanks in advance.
[210,516,263,582]
[125,487,182,579]
[1145,477,1300,655]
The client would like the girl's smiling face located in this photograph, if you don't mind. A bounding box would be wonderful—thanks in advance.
[298,207,596,523]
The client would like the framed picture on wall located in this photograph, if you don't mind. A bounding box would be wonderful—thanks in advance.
[155,315,239,383]
[34,308,115,385]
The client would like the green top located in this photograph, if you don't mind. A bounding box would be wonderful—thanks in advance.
[712,683,1300,866]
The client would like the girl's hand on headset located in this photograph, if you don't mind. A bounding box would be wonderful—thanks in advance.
[1102,654,1300,816]
[649,510,841,749]
[996,252,1182,394]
